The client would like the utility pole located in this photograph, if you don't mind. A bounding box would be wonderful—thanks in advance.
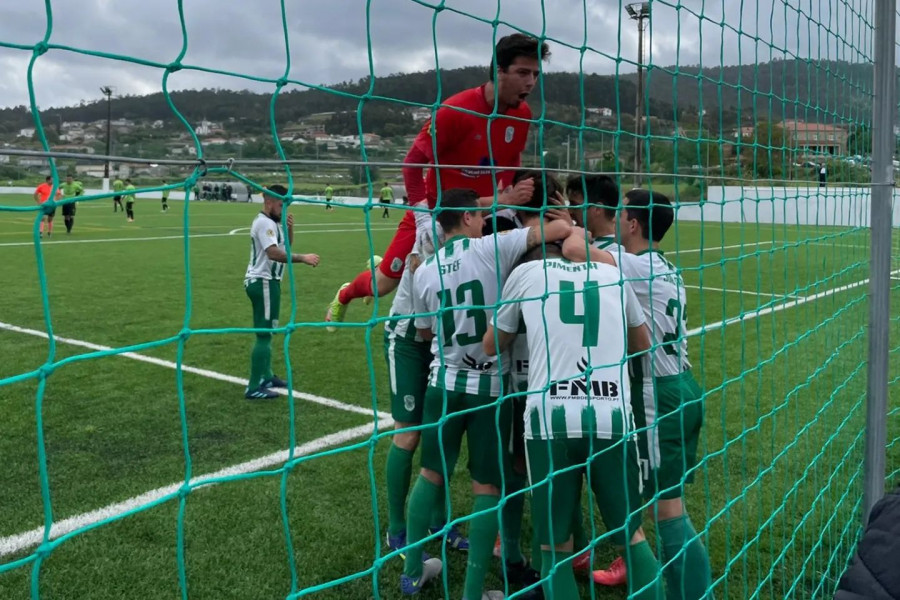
[100,86,113,186]
[626,2,651,188]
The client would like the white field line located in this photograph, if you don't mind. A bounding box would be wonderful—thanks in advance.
[673,240,775,255]
[0,417,394,558]
[0,322,388,420]
[0,227,398,248]
[682,284,795,300]
[686,268,900,337]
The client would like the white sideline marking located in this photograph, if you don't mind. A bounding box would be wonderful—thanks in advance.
[674,241,775,255]
[686,269,900,337]
[0,417,393,558]
[0,322,389,420]
[683,284,793,299]
[0,227,398,248]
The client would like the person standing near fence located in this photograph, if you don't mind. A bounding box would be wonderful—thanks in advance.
[60,174,83,234]
[112,176,125,212]
[33,175,59,238]
[161,181,170,213]
[325,183,334,211]
[379,182,393,218]
[124,179,136,222]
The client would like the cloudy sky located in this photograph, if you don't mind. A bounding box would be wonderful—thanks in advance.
[0,0,883,110]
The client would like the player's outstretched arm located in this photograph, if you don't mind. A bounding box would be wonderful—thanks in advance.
[265,245,319,267]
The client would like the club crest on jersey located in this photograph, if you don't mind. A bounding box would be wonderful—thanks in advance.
[403,395,416,412]
[267,229,274,237]
[504,126,514,143]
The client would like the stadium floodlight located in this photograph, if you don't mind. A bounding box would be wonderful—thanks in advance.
[100,86,113,179]
[625,2,651,187]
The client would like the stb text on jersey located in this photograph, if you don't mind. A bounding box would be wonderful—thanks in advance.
[440,260,462,275]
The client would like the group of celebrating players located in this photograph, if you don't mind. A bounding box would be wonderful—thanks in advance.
[243,33,712,600]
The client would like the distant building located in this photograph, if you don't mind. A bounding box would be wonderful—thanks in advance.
[781,120,848,155]
[586,107,614,117]
[18,128,35,138]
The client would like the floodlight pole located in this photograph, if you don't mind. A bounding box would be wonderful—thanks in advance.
[626,3,650,188]
[100,86,113,180]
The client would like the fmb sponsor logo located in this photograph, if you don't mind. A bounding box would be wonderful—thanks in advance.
[549,357,619,399]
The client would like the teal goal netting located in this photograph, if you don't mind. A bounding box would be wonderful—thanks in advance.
[0,1,897,599]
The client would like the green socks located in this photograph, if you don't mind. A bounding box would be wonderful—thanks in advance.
[248,334,271,390]
[385,444,414,536]
[403,476,442,578]
[624,540,665,600]
[571,500,589,553]
[463,494,499,600]
[498,479,526,564]
[540,549,578,599]
[658,515,712,600]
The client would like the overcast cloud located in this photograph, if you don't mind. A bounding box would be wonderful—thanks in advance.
[0,0,884,111]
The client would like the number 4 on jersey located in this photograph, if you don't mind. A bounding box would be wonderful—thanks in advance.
[558,280,600,347]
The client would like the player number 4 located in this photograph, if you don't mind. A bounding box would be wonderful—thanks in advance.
[558,280,601,347]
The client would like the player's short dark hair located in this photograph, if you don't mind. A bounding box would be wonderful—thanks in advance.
[266,184,288,198]
[436,188,480,232]
[520,240,564,264]
[566,174,619,219]
[624,189,674,243]
[512,169,563,212]
[489,34,550,82]
[45,176,52,182]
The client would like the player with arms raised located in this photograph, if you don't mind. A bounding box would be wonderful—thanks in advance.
[325,33,550,328]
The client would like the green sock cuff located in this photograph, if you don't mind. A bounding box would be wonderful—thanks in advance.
[389,444,414,458]
[472,493,499,512]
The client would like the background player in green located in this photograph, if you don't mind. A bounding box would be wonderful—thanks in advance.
[324,183,334,211]
[124,179,136,222]
[112,177,125,212]
[60,174,83,234]
[484,239,662,600]
[403,188,572,599]
[161,180,170,213]
[244,184,320,399]
[379,182,393,218]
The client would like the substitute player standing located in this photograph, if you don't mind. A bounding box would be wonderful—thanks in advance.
[161,180,170,213]
[243,184,320,400]
[325,33,550,328]
[33,175,60,238]
[112,176,125,212]
[483,239,664,600]
[379,182,393,218]
[60,174,83,234]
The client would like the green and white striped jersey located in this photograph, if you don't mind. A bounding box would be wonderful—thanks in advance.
[413,228,530,396]
[385,254,425,343]
[619,249,690,377]
[245,212,285,281]
[496,258,645,440]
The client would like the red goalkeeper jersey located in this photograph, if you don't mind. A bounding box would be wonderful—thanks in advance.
[413,84,531,208]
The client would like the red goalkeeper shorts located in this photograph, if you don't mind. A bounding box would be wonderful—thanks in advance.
[378,211,416,280]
